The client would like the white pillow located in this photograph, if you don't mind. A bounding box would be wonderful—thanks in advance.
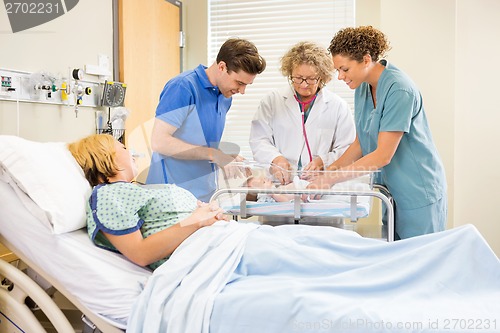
[0,135,91,234]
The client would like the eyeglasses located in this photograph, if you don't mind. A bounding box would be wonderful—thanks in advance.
[290,76,319,85]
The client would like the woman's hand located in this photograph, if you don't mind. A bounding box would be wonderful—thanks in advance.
[270,156,292,184]
[182,201,228,228]
[301,175,335,201]
[300,156,324,180]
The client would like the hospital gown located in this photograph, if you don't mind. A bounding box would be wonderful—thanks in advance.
[86,182,197,269]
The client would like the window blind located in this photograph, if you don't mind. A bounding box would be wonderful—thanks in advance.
[208,0,355,159]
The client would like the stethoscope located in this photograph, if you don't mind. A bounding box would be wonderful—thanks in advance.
[294,92,317,164]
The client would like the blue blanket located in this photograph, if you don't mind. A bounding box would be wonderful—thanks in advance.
[128,223,500,333]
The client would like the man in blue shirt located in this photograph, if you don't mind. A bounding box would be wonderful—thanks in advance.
[147,38,266,202]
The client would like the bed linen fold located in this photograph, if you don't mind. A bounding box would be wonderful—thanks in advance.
[128,223,500,333]
[127,220,259,332]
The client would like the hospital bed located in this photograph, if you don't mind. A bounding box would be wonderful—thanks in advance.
[0,174,149,332]
[212,162,395,241]
[0,135,151,332]
[1,135,499,333]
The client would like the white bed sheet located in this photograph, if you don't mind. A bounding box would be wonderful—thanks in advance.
[0,176,151,329]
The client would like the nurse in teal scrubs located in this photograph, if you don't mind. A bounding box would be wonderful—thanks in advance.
[307,26,447,239]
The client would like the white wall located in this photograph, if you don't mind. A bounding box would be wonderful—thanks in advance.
[0,0,113,142]
[453,0,500,253]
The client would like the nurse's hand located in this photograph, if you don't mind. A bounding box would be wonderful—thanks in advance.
[301,176,333,201]
[300,156,324,180]
[270,156,292,185]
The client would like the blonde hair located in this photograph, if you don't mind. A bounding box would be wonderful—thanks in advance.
[280,41,334,87]
[68,134,120,187]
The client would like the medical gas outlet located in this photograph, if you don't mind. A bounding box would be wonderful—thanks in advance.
[0,75,16,98]
[0,67,101,108]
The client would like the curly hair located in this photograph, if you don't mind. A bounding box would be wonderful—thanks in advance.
[68,134,120,187]
[217,38,266,75]
[328,26,391,62]
[280,41,334,87]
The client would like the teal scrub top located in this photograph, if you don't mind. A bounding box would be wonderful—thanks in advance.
[355,60,446,211]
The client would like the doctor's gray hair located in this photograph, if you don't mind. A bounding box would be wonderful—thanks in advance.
[280,41,334,87]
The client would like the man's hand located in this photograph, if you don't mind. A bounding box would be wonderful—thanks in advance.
[211,149,236,167]
[221,154,252,179]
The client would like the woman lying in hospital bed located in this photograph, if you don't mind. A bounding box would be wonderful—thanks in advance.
[68,134,229,270]
[1,134,498,332]
[64,134,500,332]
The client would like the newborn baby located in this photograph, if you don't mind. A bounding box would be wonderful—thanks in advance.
[245,175,309,202]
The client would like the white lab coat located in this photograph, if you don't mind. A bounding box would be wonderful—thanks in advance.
[250,86,355,169]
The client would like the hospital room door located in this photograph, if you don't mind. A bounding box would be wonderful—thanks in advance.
[117,0,182,182]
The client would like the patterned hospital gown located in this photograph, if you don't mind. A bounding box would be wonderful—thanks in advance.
[87,181,198,270]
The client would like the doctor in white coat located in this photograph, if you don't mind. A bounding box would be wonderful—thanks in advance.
[250,41,355,184]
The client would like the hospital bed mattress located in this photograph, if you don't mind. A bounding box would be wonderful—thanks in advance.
[0,177,151,331]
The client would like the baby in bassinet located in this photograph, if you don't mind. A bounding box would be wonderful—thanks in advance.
[244,175,310,202]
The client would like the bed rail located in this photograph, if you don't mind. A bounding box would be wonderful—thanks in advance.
[0,258,75,333]
[0,235,124,333]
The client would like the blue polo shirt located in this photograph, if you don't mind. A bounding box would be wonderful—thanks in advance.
[146,64,232,202]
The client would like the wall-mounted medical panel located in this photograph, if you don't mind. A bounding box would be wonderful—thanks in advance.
[0,68,102,108]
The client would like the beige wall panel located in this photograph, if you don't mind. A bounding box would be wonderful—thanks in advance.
[118,0,180,182]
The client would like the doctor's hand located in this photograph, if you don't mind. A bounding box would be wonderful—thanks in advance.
[300,156,324,180]
[270,156,292,185]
